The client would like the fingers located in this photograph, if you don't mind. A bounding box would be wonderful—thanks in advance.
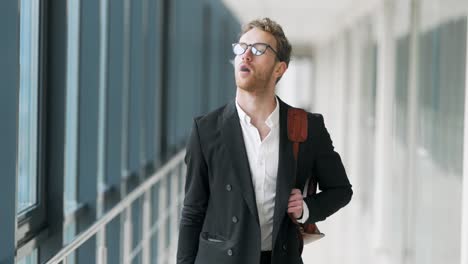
[287,206,302,213]
[287,206,303,218]
[290,188,301,195]
[288,194,302,202]
[288,188,303,202]
[287,200,302,208]
[288,188,303,218]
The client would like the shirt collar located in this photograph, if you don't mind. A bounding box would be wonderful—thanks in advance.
[235,96,279,129]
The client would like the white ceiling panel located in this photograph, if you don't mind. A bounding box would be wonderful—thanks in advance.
[222,0,378,46]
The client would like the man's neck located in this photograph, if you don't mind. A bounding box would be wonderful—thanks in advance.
[236,88,277,126]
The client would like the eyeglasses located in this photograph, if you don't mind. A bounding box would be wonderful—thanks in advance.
[232,42,280,59]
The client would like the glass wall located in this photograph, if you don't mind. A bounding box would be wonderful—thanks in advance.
[412,15,466,264]
[307,1,468,263]
[1,0,240,262]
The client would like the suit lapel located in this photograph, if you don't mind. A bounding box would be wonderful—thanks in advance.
[221,101,260,224]
[271,98,296,248]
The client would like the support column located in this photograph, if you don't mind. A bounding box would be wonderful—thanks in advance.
[347,24,364,203]
[372,0,397,263]
[333,34,348,157]
[345,23,366,264]
[404,0,421,263]
[96,0,109,263]
[461,15,468,264]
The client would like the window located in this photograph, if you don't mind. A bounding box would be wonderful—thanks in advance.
[17,249,37,264]
[16,2,48,257]
[17,0,41,215]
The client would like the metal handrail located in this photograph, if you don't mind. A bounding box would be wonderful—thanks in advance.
[46,150,186,264]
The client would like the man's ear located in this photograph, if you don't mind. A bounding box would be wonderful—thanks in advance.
[275,61,288,78]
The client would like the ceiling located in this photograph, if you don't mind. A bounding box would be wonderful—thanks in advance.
[221,0,378,49]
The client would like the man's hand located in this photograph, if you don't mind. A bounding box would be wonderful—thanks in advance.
[288,188,303,219]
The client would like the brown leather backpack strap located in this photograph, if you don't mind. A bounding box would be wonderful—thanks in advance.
[288,109,325,253]
[287,108,308,155]
[288,108,319,196]
[287,108,308,225]
[287,109,320,223]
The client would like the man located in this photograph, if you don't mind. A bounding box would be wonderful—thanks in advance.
[177,18,352,264]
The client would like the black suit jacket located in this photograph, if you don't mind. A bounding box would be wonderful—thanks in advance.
[177,97,353,264]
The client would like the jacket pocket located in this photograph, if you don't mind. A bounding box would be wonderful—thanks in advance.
[195,232,238,264]
[200,232,226,243]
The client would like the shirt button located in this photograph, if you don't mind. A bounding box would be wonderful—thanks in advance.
[227,249,233,256]
[232,216,238,223]
[226,184,232,191]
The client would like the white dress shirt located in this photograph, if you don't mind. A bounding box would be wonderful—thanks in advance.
[235,97,309,251]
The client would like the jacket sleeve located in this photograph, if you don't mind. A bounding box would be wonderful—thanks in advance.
[177,119,210,264]
[304,114,353,224]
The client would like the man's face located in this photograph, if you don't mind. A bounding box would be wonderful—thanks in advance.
[234,28,281,93]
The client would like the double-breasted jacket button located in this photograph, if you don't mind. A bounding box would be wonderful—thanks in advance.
[227,249,233,256]
[225,184,232,191]
[232,216,238,223]
[282,244,287,251]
